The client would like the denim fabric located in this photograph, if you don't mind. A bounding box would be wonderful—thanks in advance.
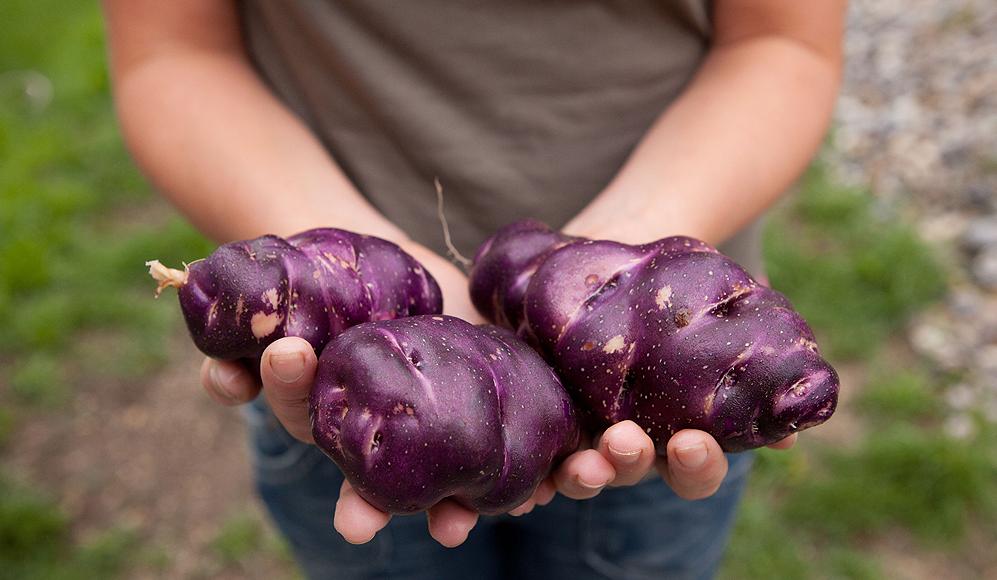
[244,398,752,580]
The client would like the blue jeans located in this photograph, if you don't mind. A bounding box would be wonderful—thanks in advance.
[245,399,752,580]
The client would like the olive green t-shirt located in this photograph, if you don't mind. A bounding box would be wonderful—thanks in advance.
[239,0,763,273]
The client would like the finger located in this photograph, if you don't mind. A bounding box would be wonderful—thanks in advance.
[260,337,318,443]
[767,433,798,450]
[334,480,392,544]
[200,357,260,406]
[553,448,616,500]
[597,420,656,487]
[508,498,536,517]
[427,499,478,548]
[657,429,728,501]
[533,478,558,507]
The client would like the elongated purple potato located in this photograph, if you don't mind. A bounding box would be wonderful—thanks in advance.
[310,315,580,515]
[470,220,838,452]
[148,228,442,360]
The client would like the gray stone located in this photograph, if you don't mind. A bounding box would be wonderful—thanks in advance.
[971,248,997,289]
[962,216,997,252]
[945,383,976,410]
[909,318,966,369]
[975,345,997,378]
[964,184,996,212]
[944,414,976,440]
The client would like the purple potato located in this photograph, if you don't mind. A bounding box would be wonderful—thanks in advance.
[469,220,838,452]
[310,315,580,514]
[148,228,443,360]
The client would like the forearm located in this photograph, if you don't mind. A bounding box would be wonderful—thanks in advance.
[104,0,404,245]
[565,34,841,245]
[113,52,404,244]
[105,9,479,321]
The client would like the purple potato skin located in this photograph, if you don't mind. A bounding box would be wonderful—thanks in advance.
[174,229,442,360]
[310,315,580,515]
[469,220,839,453]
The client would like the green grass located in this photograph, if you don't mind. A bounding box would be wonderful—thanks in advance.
[0,479,67,566]
[211,512,301,579]
[764,164,947,360]
[854,364,942,424]
[212,513,264,565]
[722,164,997,578]
[725,400,996,578]
[784,423,996,543]
[0,1,210,578]
[0,0,212,402]
[0,410,14,448]
[9,352,67,407]
[0,478,139,580]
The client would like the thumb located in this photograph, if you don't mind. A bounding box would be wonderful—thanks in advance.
[260,337,318,443]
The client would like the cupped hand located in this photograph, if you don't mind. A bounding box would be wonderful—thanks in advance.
[198,245,486,547]
[203,337,797,546]
[539,422,797,506]
[201,334,480,547]
[525,273,798,503]
[201,325,797,547]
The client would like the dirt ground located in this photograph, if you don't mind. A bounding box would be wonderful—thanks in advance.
[6,331,297,579]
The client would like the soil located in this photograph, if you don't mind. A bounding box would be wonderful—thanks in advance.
[4,332,297,578]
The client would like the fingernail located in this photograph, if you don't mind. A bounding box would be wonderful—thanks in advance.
[608,444,642,465]
[675,443,708,469]
[270,350,305,383]
[575,475,608,490]
[210,364,240,400]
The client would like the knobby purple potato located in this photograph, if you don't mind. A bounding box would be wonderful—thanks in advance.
[311,315,580,514]
[147,228,442,360]
[469,220,839,452]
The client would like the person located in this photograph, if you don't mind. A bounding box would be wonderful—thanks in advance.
[102,1,844,578]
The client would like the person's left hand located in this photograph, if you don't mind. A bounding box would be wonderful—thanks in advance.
[509,423,796,516]
[327,246,800,546]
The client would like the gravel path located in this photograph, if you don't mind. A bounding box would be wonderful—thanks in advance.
[829,0,997,437]
[6,333,294,579]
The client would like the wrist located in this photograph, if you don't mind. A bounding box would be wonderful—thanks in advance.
[564,191,693,245]
[399,241,485,324]
[399,241,466,280]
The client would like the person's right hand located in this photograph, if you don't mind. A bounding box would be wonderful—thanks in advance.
[198,244,489,547]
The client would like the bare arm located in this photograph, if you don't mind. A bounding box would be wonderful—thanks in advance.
[104,0,479,336]
[563,0,845,498]
[103,0,403,244]
[103,0,483,546]
[103,0,659,547]
[564,0,846,245]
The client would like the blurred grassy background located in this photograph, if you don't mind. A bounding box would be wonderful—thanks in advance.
[723,165,997,579]
[0,1,994,579]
